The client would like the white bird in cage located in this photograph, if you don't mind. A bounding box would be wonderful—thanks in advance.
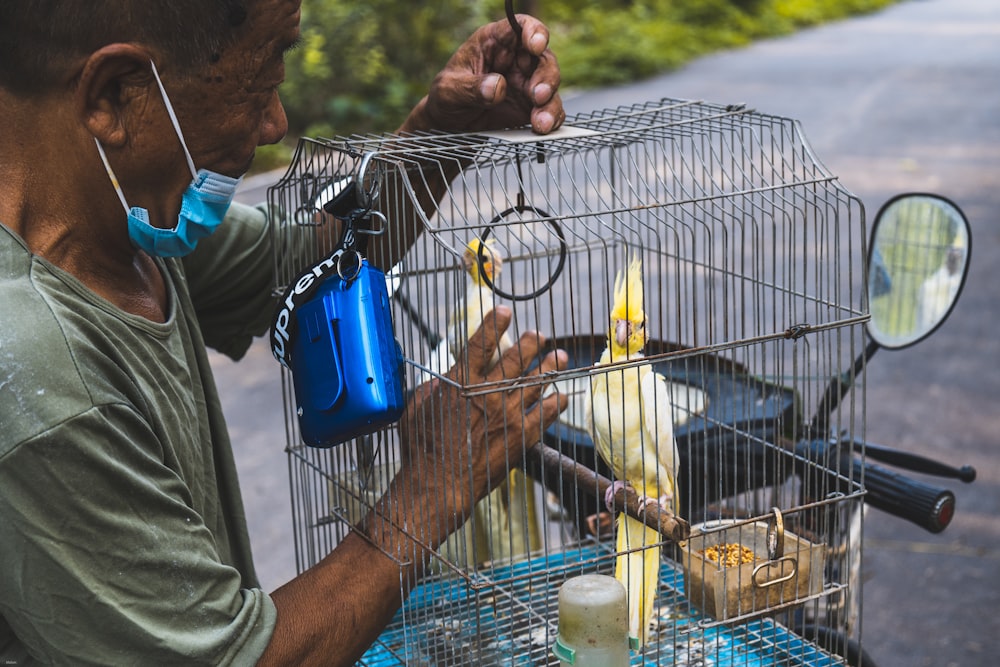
[447,238,513,368]
[445,237,540,563]
[587,255,678,649]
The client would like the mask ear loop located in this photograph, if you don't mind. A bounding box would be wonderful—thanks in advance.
[148,60,199,181]
[94,139,132,215]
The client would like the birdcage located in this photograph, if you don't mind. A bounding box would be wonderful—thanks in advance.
[268,97,869,666]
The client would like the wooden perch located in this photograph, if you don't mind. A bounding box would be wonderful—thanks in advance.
[527,443,691,542]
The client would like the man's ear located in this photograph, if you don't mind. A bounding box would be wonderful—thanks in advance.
[75,44,154,148]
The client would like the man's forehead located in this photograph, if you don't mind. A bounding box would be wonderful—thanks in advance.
[253,0,303,28]
[225,0,300,64]
[244,0,300,44]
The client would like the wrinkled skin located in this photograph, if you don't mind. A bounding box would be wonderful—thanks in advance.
[263,309,567,667]
[401,14,565,136]
[399,307,568,544]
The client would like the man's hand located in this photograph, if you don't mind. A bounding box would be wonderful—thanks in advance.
[399,15,564,136]
[397,306,568,546]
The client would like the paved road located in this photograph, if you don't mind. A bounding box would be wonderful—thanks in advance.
[223,1,999,664]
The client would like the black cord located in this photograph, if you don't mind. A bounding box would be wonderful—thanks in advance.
[505,0,522,42]
[477,209,567,302]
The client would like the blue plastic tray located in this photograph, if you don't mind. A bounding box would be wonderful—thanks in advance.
[359,544,842,666]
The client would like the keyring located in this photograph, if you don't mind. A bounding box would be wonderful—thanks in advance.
[477,204,568,302]
[336,250,364,282]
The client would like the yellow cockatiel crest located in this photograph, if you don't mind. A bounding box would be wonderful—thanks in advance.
[611,254,645,323]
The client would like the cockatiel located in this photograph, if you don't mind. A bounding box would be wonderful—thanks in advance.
[447,238,514,368]
[586,255,678,648]
[445,238,540,564]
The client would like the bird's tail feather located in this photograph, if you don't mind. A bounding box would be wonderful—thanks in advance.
[616,513,660,648]
[473,468,541,562]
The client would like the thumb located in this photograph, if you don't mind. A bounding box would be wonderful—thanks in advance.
[432,69,506,108]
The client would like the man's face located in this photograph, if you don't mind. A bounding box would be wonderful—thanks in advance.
[163,0,302,179]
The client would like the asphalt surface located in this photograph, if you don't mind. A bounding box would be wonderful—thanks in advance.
[221,0,999,664]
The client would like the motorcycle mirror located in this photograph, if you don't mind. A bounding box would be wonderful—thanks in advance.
[866,193,971,349]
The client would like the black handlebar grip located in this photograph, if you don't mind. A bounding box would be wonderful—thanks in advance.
[860,459,956,533]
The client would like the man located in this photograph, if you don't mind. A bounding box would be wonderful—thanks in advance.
[0,1,568,664]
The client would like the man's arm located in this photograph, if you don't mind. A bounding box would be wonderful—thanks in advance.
[257,307,568,667]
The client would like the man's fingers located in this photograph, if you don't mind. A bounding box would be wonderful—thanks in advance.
[524,350,570,416]
[529,90,564,134]
[488,328,546,383]
[527,50,561,102]
[432,69,498,110]
[512,15,551,56]
[535,348,569,376]
[540,387,571,425]
[482,73,507,106]
[488,337,567,424]
[459,306,513,378]
[520,383,570,443]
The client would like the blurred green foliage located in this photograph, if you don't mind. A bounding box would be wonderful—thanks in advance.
[279,0,489,140]
[251,0,900,173]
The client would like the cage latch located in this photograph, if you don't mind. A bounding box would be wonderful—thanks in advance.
[784,323,813,340]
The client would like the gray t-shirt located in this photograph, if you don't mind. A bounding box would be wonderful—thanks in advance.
[0,203,281,665]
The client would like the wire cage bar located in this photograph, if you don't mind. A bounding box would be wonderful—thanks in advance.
[269,98,868,666]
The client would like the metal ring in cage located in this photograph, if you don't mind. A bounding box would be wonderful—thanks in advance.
[767,506,785,560]
[293,204,323,227]
[479,205,568,302]
[293,172,328,226]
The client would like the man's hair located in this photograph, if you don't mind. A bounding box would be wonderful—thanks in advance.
[0,1,255,94]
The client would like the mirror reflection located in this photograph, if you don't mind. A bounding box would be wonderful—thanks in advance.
[867,195,970,349]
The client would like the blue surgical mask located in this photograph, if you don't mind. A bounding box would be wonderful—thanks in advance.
[94,60,243,258]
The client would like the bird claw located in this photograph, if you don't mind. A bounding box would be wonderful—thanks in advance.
[637,493,672,515]
[636,494,660,515]
[604,484,674,515]
[604,481,629,512]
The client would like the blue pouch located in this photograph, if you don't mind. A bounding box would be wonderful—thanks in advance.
[288,260,405,447]
[270,173,406,447]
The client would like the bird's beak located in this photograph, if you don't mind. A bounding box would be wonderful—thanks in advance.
[615,319,630,347]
